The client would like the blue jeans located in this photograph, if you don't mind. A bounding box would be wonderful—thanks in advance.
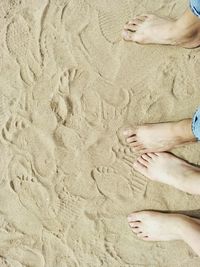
[192,107,200,140]
[190,0,200,17]
[190,1,200,139]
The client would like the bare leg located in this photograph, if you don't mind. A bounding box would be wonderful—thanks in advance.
[122,9,200,48]
[128,211,200,257]
[123,119,196,153]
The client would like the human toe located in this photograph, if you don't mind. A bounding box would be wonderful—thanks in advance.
[131,141,142,148]
[131,226,142,234]
[133,160,147,175]
[137,232,146,238]
[129,220,141,227]
[147,153,158,159]
[123,128,135,137]
[128,18,144,25]
[127,136,137,143]
[128,211,151,222]
[137,156,149,167]
[137,233,150,240]
[122,30,136,41]
[141,154,151,162]
[128,212,141,222]
[124,24,138,32]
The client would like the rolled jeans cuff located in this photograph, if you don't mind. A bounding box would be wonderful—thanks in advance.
[192,107,200,141]
[190,0,200,18]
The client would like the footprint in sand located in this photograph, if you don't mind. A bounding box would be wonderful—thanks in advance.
[9,155,50,217]
[91,166,133,201]
[154,56,196,100]
[79,10,121,82]
[112,145,147,196]
[40,26,77,71]
[6,15,42,85]
[0,246,45,267]
[54,125,82,152]
[112,145,136,167]
[61,0,90,33]
[82,81,130,131]
[8,153,62,233]
[42,230,79,267]
[98,0,132,44]
[51,69,79,126]
[0,0,25,26]
[14,128,56,179]
[99,98,128,131]
[51,94,69,125]
[104,232,123,264]
[54,187,86,228]
[57,70,70,95]
[88,0,132,43]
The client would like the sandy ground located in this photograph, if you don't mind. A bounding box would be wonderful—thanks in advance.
[0,0,200,266]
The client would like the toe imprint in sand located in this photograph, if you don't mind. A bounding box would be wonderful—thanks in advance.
[2,114,30,143]
[113,146,135,167]
[0,0,24,21]
[57,71,70,95]
[9,154,54,225]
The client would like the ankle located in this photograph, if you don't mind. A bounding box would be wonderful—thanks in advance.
[174,119,196,142]
[182,169,200,195]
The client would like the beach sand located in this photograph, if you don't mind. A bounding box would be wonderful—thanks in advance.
[0,0,200,266]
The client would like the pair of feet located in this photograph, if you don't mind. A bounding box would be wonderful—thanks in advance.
[124,119,199,195]
[123,119,200,256]
[122,7,200,256]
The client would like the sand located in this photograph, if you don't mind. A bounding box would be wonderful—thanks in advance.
[0,0,200,266]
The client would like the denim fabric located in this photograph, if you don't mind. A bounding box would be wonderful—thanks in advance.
[192,107,200,140]
[190,0,200,17]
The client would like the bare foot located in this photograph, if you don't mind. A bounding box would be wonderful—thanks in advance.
[128,211,188,241]
[133,152,200,195]
[123,119,196,153]
[122,9,200,48]
[128,211,200,256]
